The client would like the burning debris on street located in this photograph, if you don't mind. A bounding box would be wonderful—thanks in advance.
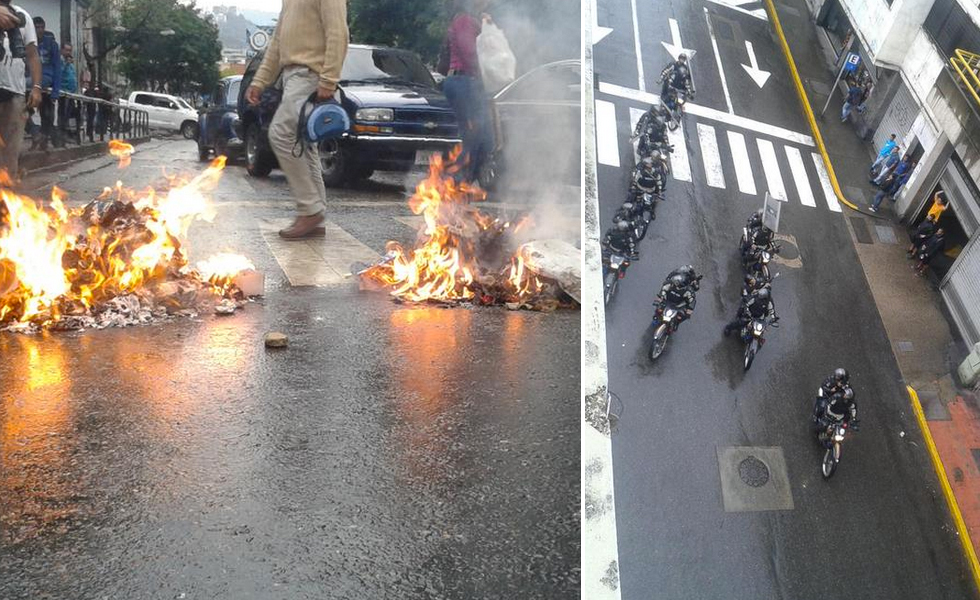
[358,151,580,311]
[0,152,259,333]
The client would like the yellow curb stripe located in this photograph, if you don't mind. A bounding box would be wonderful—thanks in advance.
[907,385,980,593]
[761,0,860,211]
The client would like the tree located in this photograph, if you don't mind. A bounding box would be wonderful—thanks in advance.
[114,0,221,95]
[348,0,447,64]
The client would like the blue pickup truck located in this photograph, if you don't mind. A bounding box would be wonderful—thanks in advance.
[236,44,462,186]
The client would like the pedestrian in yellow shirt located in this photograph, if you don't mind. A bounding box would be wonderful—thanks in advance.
[927,190,948,222]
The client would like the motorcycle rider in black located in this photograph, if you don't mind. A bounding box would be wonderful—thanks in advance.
[631,155,667,200]
[655,273,696,330]
[814,386,857,431]
[820,367,851,399]
[659,54,694,101]
[741,272,771,297]
[634,105,670,157]
[724,287,777,336]
[667,264,702,291]
[602,218,638,261]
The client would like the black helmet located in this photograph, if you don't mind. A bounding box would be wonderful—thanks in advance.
[745,274,758,287]
[670,274,685,287]
[678,53,688,62]
[843,388,855,401]
[756,288,770,301]
[834,367,849,383]
[678,265,695,278]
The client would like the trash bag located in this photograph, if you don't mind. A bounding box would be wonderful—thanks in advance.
[477,22,516,95]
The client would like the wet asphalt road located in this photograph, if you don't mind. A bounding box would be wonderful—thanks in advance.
[594,1,975,598]
[0,141,580,599]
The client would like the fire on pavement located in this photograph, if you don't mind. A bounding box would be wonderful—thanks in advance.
[0,150,258,332]
[359,150,580,311]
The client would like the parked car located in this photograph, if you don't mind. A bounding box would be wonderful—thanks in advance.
[238,44,461,185]
[121,91,199,139]
[482,59,581,190]
[197,76,244,161]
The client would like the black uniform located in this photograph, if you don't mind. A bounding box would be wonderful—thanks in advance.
[660,60,694,98]
[631,163,666,196]
[656,280,696,326]
[725,292,775,335]
[602,227,636,258]
[667,267,702,291]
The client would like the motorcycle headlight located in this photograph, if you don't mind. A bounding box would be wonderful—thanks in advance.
[833,432,845,442]
[762,251,771,263]
[665,309,677,320]
[355,108,394,122]
[753,322,764,334]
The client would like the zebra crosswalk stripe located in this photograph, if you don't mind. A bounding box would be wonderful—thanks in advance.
[726,130,756,195]
[756,138,787,201]
[629,107,644,163]
[667,120,692,182]
[697,123,725,189]
[811,153,843,213]
[596,99,621,167]
[784,146,816,208]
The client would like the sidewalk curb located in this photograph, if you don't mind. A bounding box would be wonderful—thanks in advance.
[762,0,861,213]
[908,384,980,595]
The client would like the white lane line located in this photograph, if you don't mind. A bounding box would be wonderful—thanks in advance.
[756,139,787,201]
[597,82,815,146]
[590,0,612,44]
[595,99,621,167]
[697,123,725,188]
[703,0,768,20]
[726,130,756,195]
[784,146,816,207]
[630,107,644,163]
[704,7,734,114]
[260,220,380,286]
[629,0,645,91]
[811,152,842,212]
[667,120,692,182]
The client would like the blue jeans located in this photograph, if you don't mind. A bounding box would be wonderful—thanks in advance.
[841,101,854,121]
[871,189,889,210]
[443,75,492,182]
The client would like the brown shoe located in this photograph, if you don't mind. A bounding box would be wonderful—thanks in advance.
[279,213,326,239]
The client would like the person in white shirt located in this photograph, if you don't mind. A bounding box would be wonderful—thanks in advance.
[0,2,41,181]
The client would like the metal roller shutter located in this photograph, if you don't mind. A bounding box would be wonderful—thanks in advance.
[873,83,918,153]
[942,236,980,346]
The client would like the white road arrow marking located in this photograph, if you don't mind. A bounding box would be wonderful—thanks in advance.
[703,0,768,21]
[741,41,771,88]
[591,0,612,44]
[661,18,697,62]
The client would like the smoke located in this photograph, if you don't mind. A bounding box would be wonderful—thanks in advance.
[487,0,581,246]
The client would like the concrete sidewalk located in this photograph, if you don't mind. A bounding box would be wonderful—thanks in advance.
[774,0,980,562]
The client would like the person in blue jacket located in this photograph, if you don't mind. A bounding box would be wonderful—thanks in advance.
[31,16,60,150]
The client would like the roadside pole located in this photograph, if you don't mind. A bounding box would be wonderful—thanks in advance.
[819,38,857,117]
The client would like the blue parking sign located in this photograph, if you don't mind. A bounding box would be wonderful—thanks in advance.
[844,52,861,73]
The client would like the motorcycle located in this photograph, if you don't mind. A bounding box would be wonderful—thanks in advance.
[742,244,780,280]
[739,315,778,371]
[649,303,686,361]
[741,271,779,298]
[603,252,631,305]
[664,88,687,131]
[625,193,658,239]
[812,388,859,479]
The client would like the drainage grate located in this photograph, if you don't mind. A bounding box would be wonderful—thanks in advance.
[875,225,898,244]
[897,340,914,352]
[739,456,770,487]
[850,217,873,244]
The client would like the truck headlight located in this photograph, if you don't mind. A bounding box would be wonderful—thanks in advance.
[356,108,394,122]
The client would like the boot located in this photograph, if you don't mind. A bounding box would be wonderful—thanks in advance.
[279,213,326,240]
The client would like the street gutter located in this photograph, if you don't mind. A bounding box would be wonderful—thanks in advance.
[581,0,623,597]
[762,0,861,212]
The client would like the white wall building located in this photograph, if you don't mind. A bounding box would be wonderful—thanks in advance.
[807,0,980,346]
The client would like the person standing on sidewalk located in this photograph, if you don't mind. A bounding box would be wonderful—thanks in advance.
[907,214,936,257]
[244,0,349,239]
[444,0,494,185]
[877,154,911,188]
[0,2,40,181]
[841,82,862,122]
[30,16,59,152]
[871,147,900,186]
[914,228,946,276]
[870,134,897,174]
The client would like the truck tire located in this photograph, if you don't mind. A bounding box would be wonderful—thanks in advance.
[319,139,351,187]
[181,121,199,140]
[246,124,274,178]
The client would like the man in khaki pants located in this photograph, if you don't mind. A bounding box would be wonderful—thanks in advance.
[245,0,349,239]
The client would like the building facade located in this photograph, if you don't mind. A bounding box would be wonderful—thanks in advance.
[805,0,980,347]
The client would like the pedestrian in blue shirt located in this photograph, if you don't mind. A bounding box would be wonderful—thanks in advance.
[875,152,908,187]
[871,147,900,185]
[870,134,897,174]
[31,16,60,151]
[841,83,862,122]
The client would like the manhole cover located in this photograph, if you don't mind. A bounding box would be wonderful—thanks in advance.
[777,241,799,260]
[738,456,770,487]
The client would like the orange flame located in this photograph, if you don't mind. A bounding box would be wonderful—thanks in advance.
[0,156,243,326]
[108,140,135,168]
